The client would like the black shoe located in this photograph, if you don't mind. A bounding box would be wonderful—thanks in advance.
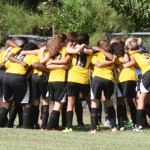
[77,122,85,128]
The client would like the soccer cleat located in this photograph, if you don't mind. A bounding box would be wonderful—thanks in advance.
[132,124,137,131]
[62,128,73,132]
[124,120,133,126]
[136,126,143,131]
[96,125,102,131]
[103,119,111,127]
[120,127,125,131]
[77,122,85,128]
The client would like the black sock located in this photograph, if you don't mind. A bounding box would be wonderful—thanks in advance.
[123,105,128,122]
[97,104,102,124]
[0,107,9,127]
[117,105,124,128]
[61,103,67,127]
[75,102,83,124]
[66,111,73,129]
[31,105,39,128]
[128,103,137,125]
[41,105,49,129]
[23,107,32,129]
[47,110,60,130]
[7,104,18,128]
[137,109,144,127]
[17,103,23,126]
[107,106,116,128]
[91,108,97,130]
[54,111,60,128]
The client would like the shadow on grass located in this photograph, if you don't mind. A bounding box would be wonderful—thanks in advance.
[72,124,112,132]
[71,124,134,132]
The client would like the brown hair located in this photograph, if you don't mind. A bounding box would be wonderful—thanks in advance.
[47,34,67,59]
[111,41,125,57]
[97,40,112,52]
[66,31,78,44]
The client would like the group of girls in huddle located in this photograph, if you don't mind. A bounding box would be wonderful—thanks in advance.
[0,32,150,133]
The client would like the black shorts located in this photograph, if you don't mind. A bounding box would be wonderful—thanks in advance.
[91,76,114,100]
[137,70,150,94]
[3,73,30,104]
[32,73,48,99]
[117,81,136,98]
[67,82,90,97]
[48,82,67,103]
[0,70,5,98]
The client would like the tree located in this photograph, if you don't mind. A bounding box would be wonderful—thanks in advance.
[108,0,150,31]
[38,0,123,35]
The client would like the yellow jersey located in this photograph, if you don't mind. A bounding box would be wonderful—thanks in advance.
[91,52,114,82]
[6,54,38,76]
[33,50,48,76]
[48,47,68,82]
[129,51,150,75]
[67,52,92,84]
[0,47,21,69]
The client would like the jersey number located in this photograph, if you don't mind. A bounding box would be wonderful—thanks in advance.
[75,53,87,68]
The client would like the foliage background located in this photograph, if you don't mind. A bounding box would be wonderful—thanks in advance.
[0,0,149,46]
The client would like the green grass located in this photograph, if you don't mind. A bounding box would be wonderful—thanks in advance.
[1,115,150,150]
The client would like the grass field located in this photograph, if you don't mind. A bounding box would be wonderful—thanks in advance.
[1,114,150,150]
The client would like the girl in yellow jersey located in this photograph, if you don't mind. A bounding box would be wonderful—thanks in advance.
[61,33,92,132]
[0,42,47,128]
[111,40,137,131]
[90,40,117,133]
[19,45,50,129]
[0,38,28,127]
[127,39,150,131]
[41,34,71,131]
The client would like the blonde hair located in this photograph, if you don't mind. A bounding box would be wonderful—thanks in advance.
[136,38,143,46]
[126,39,139,51]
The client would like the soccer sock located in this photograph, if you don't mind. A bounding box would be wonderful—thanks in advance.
[31,105,39,128]
[23,107,32,129]
[128,102,137,125]
[117,105,124,128]
[47,110,60,130]
[66,111,73,129]
[0,107,9,127]
[41,105,49,129]
[97,104,102,124]
[75,102,83,124]
[17,103,23,126]
[54,111,60,128]
[7,104,18,128]
[91,108,97,130]
[137,109,144,127]
[123,105,128,122]
[61,103,67,127]
[107,106,116,128]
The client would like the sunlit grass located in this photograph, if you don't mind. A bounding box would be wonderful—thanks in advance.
[1,112,150,150]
